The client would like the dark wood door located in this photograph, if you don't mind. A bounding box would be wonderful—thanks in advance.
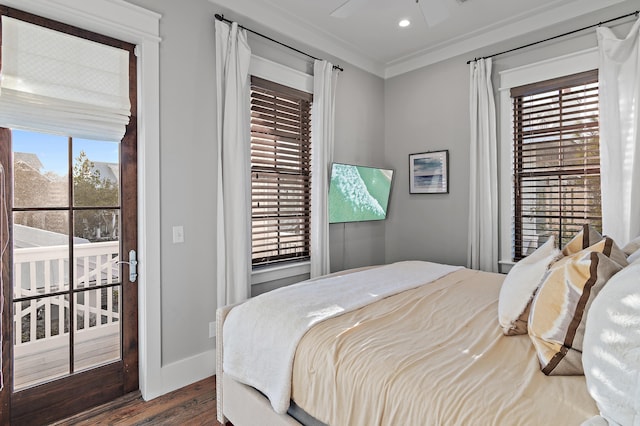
[0,7,139,425]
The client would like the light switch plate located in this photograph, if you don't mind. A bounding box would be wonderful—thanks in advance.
[172,225,184,243]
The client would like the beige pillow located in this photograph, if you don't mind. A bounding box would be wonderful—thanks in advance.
[562,224,603,256]
[528,239,624,376]
[498,236,560,335]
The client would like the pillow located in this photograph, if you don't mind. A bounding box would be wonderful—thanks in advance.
[528,239,624,376]
[562,224,603,256]
[582,260,640,425]
[628,249,640,264]
[562,236,627,268]
[622,234,640,256]
[498,236,560,335]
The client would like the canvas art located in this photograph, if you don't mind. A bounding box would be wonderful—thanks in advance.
[409,150,449,194]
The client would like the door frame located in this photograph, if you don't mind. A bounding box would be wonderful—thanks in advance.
[0,0,162,421]
[0,6,139,424]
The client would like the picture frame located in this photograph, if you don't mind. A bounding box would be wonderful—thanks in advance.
[409,150,449,194]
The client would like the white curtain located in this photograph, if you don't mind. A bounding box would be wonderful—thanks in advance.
[468,58,499,272]
[0,16,131,142]
[215,20,252,307]
[310,60,337,278]
[597,17,640,246]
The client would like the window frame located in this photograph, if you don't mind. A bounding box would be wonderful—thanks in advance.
[248,55,313,283]
[250,75,313,267]
[511,69,600,260]
[498,48,599,272]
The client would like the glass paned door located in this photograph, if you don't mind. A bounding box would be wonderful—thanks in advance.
[12,130,122,390]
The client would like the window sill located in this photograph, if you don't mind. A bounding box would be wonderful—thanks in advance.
[499,259,516,274]
[251,261,311,285]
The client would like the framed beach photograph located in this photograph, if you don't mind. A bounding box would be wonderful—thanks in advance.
[409,150,449,194]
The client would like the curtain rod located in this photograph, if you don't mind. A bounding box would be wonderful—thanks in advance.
[214,14,344,72]
[467,10,639,64]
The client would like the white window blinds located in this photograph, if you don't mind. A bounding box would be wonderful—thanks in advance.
[0,16,131,142]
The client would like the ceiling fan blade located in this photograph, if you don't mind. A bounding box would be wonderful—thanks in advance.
[417,0,450,27]
[330,0,370,18]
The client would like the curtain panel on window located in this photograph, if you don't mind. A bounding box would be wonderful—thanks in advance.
[597,17,640,246]
[468,58,499,272]
[215,19,252,307]
[0,16,131,142]
[310,60,337,278]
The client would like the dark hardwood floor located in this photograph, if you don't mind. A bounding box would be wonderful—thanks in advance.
[51,376,223,426]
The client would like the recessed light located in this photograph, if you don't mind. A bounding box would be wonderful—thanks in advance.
[398,19,411,28]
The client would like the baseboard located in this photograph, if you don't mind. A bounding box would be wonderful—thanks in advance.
[142,349,216,401]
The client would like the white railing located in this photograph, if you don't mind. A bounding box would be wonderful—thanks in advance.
[13,241,121,347]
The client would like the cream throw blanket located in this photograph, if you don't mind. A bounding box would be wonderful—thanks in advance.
[222,261,462,414]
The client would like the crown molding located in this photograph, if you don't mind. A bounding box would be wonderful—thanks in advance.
[215,0,629,79]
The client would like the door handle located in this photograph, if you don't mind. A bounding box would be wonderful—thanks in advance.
[116,249,138,282]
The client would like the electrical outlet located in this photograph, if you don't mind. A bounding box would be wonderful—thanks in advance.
[209,321,216,338]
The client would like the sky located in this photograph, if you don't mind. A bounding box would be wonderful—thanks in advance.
[12,129,119,176]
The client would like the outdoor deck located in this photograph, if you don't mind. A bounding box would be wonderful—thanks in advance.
[14,324,120,390]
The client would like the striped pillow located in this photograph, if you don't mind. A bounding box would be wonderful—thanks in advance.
[562,224,603,256]
[528,237,625,375]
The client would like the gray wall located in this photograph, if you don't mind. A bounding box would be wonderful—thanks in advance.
[126,0,219,366]
[330,66,387,272]
[382,3,636,270]
[127,0,385,365]
[384,57,470,267]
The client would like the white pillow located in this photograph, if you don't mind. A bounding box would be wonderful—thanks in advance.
[582,260,640,425]
[498,236,561,335]
[628,249,640,264]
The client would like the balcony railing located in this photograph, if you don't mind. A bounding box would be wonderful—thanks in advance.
[12,241,122,389]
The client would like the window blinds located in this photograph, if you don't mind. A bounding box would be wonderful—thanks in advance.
[250,76,312,267]
[0,16,131,142]
[511,70,601,260]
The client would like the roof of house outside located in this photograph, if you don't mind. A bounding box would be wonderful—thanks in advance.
[14,224,89,248]
[14,152,44,171]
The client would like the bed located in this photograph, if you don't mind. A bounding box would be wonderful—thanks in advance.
[216,230,640,425]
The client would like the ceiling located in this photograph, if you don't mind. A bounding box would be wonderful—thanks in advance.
[208,0,635,78]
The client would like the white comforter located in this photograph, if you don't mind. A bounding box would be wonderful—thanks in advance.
[222,261,462,414]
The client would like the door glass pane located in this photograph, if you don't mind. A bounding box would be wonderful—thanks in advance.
[13,295,70,390]
[72,139,120,207]
[74,287,121,372]
[11,132,124,390]
[74,209,120,244]
[74,209,120,289]
[13,211,71,295]
[13,129,69,208]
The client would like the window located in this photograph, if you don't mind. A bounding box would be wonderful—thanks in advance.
[511,69,601,260]
[250,76,312,267]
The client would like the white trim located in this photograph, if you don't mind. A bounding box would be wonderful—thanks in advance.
[250,55,313,94]
[498,48,598,90]
[251,261,311,286]
[1,0,160,43]
[498,48,599,266]
[0,0,164,401]
[144,349,216,400]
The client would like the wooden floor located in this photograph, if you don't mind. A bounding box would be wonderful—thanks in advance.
[51,375,224,426]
